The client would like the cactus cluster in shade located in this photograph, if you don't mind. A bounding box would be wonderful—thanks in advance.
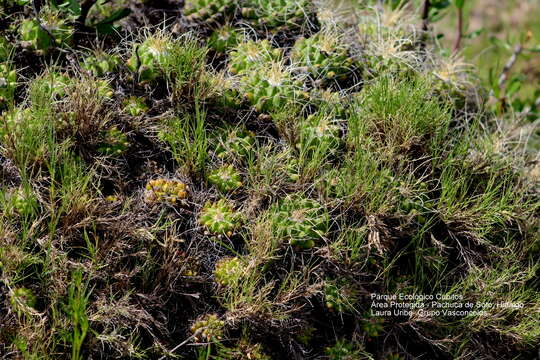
[199,199,241,236]
[325,339,363,360]
[208,25,241,53]
[123,96,149,116]
[270,195,329,249]
[126,35,171,83]
[82,52,120,77]
[213,127,255,160]
[324,281,357,313]
[214,256,244,286]
[190,314,225,342]
[362,313,385,337]
[183,0,235,23]
[19,7,73,54]
[291,32,354,84]
[298,113,342,155]
[207,164,242,193]
[145,178,188,205]
[10,287,36,317]
[97,127,130,156]
[0,63,16,109]
[228,39,283,75]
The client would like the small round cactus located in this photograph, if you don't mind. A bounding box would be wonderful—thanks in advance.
[240,62,308,112]
[82,52,120,77]
[199,199,241,236]
[208,25,240,53]
[184,0,235,23]
[10,287,37,317]
[19,7,73,54]
[213,127,255,160]
[97,127,130,156]
[228,40,283,75]
[270,195,329,249]
[298,113,342,155]
[207,164,242,193]
[324,281,357,313]
[0,63,17,109]
[123,96,149,116]
[190,314,225,342]
[214,256,244,286]
[325,339,363,360]
[291,32,354,84]
[362,313,384,337]
[145,178,189,205]
[127,35,172,83]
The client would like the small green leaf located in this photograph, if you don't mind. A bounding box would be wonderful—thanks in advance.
[455,0,465,9]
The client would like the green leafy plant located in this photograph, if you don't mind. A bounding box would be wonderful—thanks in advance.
[270,195,329,249]
[207,164,243,193]
[362,313,384,337]
[145,178,189,205]
[199,199,241,236]
[65,270,90,360]
[0,36,14,62]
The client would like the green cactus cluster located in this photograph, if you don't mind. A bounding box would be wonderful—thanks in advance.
[97,127,130,156]
[324,281,357,313]
[82,52,120,77]
[362,313,384,337]
[214,256,244,286]
[127,35,172,83]
[145,178,189,205]
[190,314,225,341]
[10,287,37,317]
[19,7,73,54]
[240,0,313,31]
[207,164,242,193]
[213,127,255,160]
[184,0,235,23]
[270,195,329,249]
[123,96,149,116]
[325,339,364,360]
[0,63,17,109]
[240,61,308,112]
[298,113,342,155]
[199,199,241,236]
[228,40,283,75]
[208,25,241,53]
[291,32,354,84]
